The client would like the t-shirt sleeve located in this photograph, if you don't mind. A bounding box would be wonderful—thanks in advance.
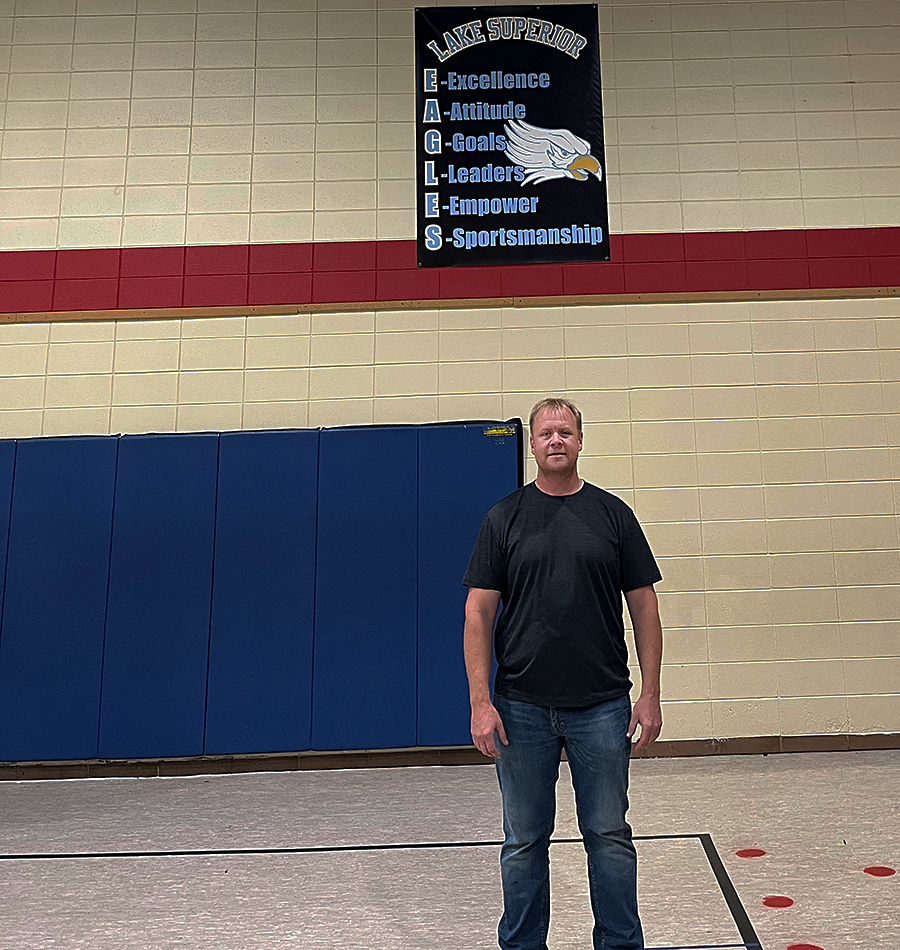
[618,506,662,592]
[462,512,506,592]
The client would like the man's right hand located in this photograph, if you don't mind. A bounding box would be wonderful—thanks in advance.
[471,701,509,758]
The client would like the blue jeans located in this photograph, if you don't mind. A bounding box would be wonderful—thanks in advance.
[493,693,643,950]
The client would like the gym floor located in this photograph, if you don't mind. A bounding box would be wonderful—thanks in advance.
[0,750,896,950]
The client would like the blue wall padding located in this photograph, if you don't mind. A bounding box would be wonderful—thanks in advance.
[416,425,520,746]
[98,434,219,760]
[0,441,14,633]
[204,429,319,754]
[0,422,520,762]
[0,437,117,761]
[312,427,419,750]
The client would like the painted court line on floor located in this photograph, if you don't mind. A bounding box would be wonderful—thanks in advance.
[645,944,759,950]
[645,944,758,950]
[0,831,717,861]
[0,833,763,948]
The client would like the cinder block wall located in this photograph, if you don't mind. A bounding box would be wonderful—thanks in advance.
[0,0,898,743]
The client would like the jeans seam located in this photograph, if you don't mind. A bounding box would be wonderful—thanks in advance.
[540,873,549,947]
[587,851,607,950]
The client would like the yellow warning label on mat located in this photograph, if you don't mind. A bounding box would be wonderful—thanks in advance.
[483,425,516,437]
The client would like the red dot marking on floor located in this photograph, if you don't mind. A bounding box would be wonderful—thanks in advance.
[864,865,896,877]
[787,945,824,950]
[736,848,767,858]
[763,895,794,908]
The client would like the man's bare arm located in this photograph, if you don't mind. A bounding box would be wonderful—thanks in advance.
[463,588,507,758]
[624,585,663,751]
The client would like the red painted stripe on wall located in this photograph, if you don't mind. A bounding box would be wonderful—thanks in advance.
[0,228,898,315]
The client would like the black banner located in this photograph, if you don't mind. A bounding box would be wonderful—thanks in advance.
[415,5,609,268]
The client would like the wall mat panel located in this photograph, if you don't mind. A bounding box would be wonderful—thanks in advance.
[416,423,522,746]
[99,434,219,760]
[0,437,117,762]
[205,429,319,755]
[313,427,418,751]
[0,441,14,637]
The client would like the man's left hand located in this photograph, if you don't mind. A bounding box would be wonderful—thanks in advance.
[627,694,662,750]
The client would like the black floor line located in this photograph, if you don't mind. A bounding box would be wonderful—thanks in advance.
[646,945,755,950]
[0,832,763,948]
[0,831,701,862]
[698,834,763,950]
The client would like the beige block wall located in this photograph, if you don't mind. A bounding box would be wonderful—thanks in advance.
[1,0,899,248]
[2,294,899,741]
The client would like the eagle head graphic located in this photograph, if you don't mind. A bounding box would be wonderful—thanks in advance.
[504,119,602,186]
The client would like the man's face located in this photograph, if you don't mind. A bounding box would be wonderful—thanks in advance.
[530,407,583,477]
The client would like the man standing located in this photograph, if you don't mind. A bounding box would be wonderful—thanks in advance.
[463,397,663,950]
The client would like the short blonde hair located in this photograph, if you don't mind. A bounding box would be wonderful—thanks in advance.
[529,397,583,434]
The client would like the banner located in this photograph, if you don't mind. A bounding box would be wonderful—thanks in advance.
[415,5,609,268]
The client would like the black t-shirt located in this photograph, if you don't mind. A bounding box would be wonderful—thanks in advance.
[463,481,662,707]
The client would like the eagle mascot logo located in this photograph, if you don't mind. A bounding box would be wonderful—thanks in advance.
[504,119,602,186]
